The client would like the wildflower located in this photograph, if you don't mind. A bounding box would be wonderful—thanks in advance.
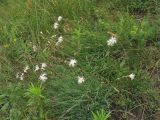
[16,72,20,79]
[41,63,47,70]
[58,36,63,42]
[24,65,29,73]
[69,59,77,67]
[16,72,24,80]
[34,65,40,71]
[33,45,37,52]
[56,36,63,46]
[39,73,48,82]
[19,73,24,81]
[107,36,117,46]
[54,22,59,29]
[78,76,85,84]
[51,35,56,38]
[128,73,135,80]
[40,31,43,34]
[47,41,51,44]
[58,16,63,22]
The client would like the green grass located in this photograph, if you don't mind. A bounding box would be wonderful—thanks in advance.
[0,0,160,119]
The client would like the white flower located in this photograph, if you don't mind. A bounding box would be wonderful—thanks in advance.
[129,73,135,80]
[58,36,63,43]
[34,65,40,71]
[19,73,24,81]
[78,76,85,84]
[107,36,117,46]
[56,36,63,46]
[58,16,63,22]
[16,72,20,79]
[40,31,43,34]
[69,59,77,67]
[24,65,29,73]
[39,73,48,82]
[47,41,51,44]
[41,63,47,70]
[54,22,59,29]
[51,35,56,38]
[33,45,37,52]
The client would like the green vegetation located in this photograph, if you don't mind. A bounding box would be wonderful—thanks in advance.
[0,0,160,119]
[92,109,110,120]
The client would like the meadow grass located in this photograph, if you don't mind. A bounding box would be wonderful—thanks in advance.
[0,0,160,119]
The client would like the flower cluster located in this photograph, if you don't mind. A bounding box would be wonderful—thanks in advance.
[68,59,85,84]
[106,33,136,80]
[53,16,63,29]
[16,63,48,82]
[53,16,64,46]
[16,17,65,81]
[16,72,24,81]
[16,65,30,80]
[16,16,137,86]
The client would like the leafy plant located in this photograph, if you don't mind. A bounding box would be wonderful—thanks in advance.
[24,83,48,119]
[92,109,110,120]
[25,83,44,107]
